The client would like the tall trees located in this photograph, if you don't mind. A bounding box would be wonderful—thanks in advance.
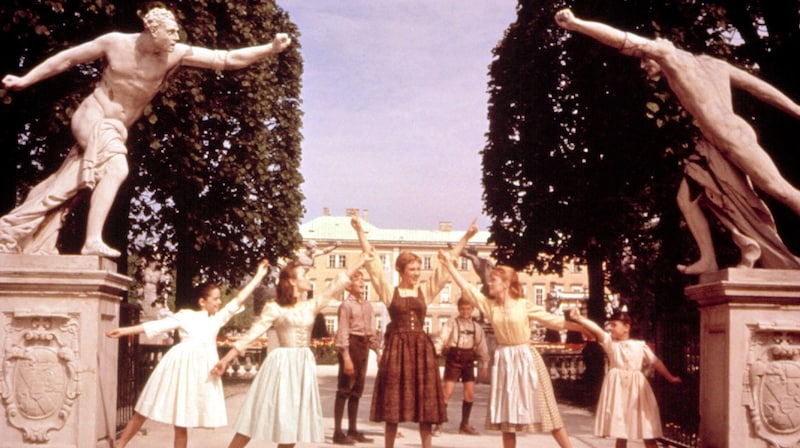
[0,1,303,307]
[483,0,800,327]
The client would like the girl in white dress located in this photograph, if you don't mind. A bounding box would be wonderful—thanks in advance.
[213,253,370,448]
[568,308,682,448]
[106,260,270,448]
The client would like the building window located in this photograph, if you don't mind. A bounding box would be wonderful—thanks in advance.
[380,254,390,270]
[327,254,346,269]
[325,316,336,335]
[307,281,317,299]
[534,285,545,306]
[521,284,528,298]
[422,256,432,270]
[459,257,470,271]
[424,317,432,334]
[440,316,450,330]
[571,284,584,293]
[363,282,371,301]
[440,283,452,304]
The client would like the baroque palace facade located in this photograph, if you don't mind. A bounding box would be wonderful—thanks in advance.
[301,209,589,338]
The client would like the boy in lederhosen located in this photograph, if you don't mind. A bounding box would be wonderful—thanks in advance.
[434,297,489,435]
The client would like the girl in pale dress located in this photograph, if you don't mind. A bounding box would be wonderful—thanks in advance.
[350,213,477,448]
[106,260,270,448]
[568,308,681,448]
[439,248,587,448]
[212,253,370,448]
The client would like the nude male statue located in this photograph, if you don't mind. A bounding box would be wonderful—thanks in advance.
[297,240,341,268]
[556,9,800,274]
[0,7,291,257]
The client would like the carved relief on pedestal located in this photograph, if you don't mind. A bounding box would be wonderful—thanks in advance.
[744,324,800,448]
[1,312,80,443]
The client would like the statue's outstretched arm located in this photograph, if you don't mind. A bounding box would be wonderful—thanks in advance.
[3,35,107,90]
[727,63,800,120]
[182,33,291,71]
[555,9,657,58]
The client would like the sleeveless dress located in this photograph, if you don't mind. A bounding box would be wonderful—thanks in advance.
[594,334,663,439]
[370,287,447,424]
[230,273,349,443]
[135,299,243,427]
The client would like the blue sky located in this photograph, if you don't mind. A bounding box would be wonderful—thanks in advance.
[278,1,518,231]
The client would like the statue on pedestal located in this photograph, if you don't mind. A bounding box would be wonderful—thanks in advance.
[296,240,340,268]
[0,7,292,257]
[555,9,800,274]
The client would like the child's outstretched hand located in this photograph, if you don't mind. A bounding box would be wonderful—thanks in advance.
[350,210,362,231]
[106,329,123,339]
[255,259,270,276]
[666,375,682,385]
[210,360,228,377]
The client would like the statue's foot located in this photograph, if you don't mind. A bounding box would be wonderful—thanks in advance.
[735,243,760,269]
[81,240,121,258]
[677,258,718,275]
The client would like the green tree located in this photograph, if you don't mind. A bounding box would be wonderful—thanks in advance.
[484,0,800,325]
[0,1,304,308]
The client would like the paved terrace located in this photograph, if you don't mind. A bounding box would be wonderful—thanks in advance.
[120,356,647,448]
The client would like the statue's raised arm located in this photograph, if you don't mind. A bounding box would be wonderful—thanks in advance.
[555,9,660,58]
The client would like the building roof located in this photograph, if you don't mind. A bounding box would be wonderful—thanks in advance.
[300,216,491,245]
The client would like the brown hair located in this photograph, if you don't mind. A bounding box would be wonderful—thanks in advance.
[189,281,219,310]
[490,265,522,298]
[395,251,421,274]
[276,261,303,307]
[349,269,364,282]
[608,310,632,326]
[457,297,473,307]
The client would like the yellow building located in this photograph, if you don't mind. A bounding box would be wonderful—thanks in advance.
[300,211,589,337]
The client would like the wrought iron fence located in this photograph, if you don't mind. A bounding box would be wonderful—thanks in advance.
[654,312,700,448]
[114,302,140,433]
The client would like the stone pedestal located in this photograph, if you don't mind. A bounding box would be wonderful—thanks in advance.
[685,268,800,448]
[0,255,130,448]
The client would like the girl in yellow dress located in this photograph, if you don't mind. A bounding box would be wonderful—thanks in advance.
[439,249,587,448]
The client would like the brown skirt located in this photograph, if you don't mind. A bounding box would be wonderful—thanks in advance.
[370,330,447,424]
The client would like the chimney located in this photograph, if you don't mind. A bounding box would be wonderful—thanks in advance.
[323,207,330,216]
[362,209,369,222]
[438,221,453,232]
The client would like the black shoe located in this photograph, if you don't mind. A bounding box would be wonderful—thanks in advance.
[333,431,356,445]
[347,431,374,443]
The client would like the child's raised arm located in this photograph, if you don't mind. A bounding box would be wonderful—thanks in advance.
[346,251,373,277]
[449,218,479,258]
[231,259,271,308]
[438,250,470,294]
[350,210,372,253]
[568,308,606,341]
